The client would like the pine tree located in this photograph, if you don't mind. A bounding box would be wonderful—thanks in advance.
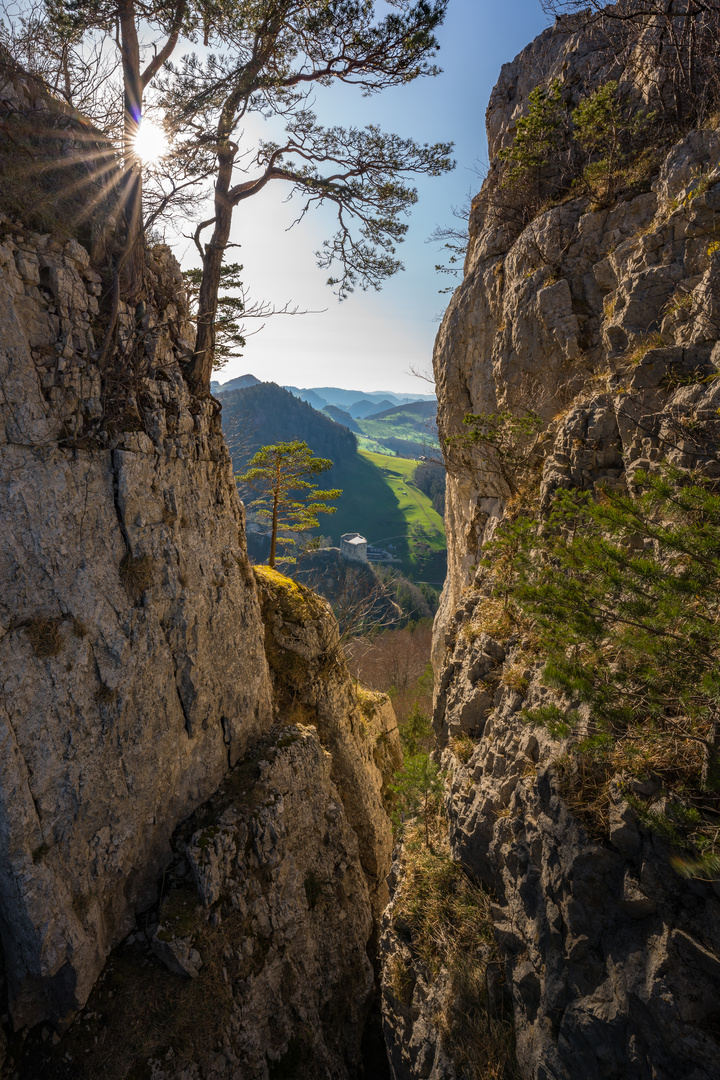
[497,79,572,209]
[160,0,454,392]
[572,80,624,203]
[391,751,444,846]
[239,441,341,569]
[484,467,720,865]
[182,264,247,370]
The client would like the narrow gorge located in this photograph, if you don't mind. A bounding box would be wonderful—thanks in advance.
[2,6,720,1080]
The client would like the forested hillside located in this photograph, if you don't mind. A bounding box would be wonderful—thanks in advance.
[221,381,358,467]
[220,381,446,581]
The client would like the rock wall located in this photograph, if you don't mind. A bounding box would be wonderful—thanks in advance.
[5,723,380,1080]
[433,18,720,659]
[253,565,402,920]
[0,49,403,1078]
[0,53,404,1076]
[402,14,720,1080]
[435,629,720,1080]
[0,219,273,1031]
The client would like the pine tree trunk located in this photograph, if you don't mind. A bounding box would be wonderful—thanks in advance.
[186,142,235,393]
[269,481,280,569]
[119,0,145,302]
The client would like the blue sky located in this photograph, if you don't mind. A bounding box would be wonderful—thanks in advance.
[180,0,550,394]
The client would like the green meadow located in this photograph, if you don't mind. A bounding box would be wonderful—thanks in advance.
[325,450,446,584]
[354,405,439,459]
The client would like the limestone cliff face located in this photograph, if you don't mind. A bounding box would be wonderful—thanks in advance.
[0,222,273,1030]
[4,723,383,1080]
[0,224,401,1074]
[0,50,400,1077]
[2,568,401,1080]
[433,19,720,659]
[413,16,720,1080]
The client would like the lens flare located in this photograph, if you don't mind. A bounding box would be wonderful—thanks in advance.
[133,119,168,165]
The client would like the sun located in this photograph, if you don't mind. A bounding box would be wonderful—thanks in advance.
[133,119,168,165]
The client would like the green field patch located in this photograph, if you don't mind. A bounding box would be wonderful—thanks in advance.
[324,451,446,583]
[354,411,439,460]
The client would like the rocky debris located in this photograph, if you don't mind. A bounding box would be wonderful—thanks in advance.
[424,15,720,1080]
[0,224,272,1030]
[5,725,377,1080]
[151,932,203,979]
[254,565,402,920]
[383,959,457,1080]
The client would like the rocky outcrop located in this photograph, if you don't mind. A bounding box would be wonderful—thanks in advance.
[416,14,720,1080]
[0,221,273,1031]
[433,622,720,1080]
[253,566,402,919]
[433,18,720,658]
[5,724,378,1080]
[0,46,118,260]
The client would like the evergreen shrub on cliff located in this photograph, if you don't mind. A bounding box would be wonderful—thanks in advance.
[494,76,662,221]
[484,467,720,872]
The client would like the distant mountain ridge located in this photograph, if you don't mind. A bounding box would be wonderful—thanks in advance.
[213,376,435,412]
[211,373,260,394]
[220,382,356,468]
[322,405,361,432]
[289,385,436,410]
[347,397,397,419]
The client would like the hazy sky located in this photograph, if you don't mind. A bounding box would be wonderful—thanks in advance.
[175,0,550,395]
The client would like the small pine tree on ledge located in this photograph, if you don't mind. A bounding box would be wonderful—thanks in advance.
[483,466,720,875]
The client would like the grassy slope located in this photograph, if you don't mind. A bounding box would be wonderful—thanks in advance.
[324,450,446,584]
[354,410,439,458]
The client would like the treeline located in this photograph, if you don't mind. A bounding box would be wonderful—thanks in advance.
[413,462,446,516]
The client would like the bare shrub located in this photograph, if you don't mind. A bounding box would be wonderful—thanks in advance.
[346,622,434,726]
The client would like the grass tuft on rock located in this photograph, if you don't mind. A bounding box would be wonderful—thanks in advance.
[26,616,64,657]
[391,823,520,1080]
[119,553,155,600]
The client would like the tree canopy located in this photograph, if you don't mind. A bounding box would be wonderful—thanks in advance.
[483,467,720,873]
[158,0,454,390]
[4,0,453,390]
